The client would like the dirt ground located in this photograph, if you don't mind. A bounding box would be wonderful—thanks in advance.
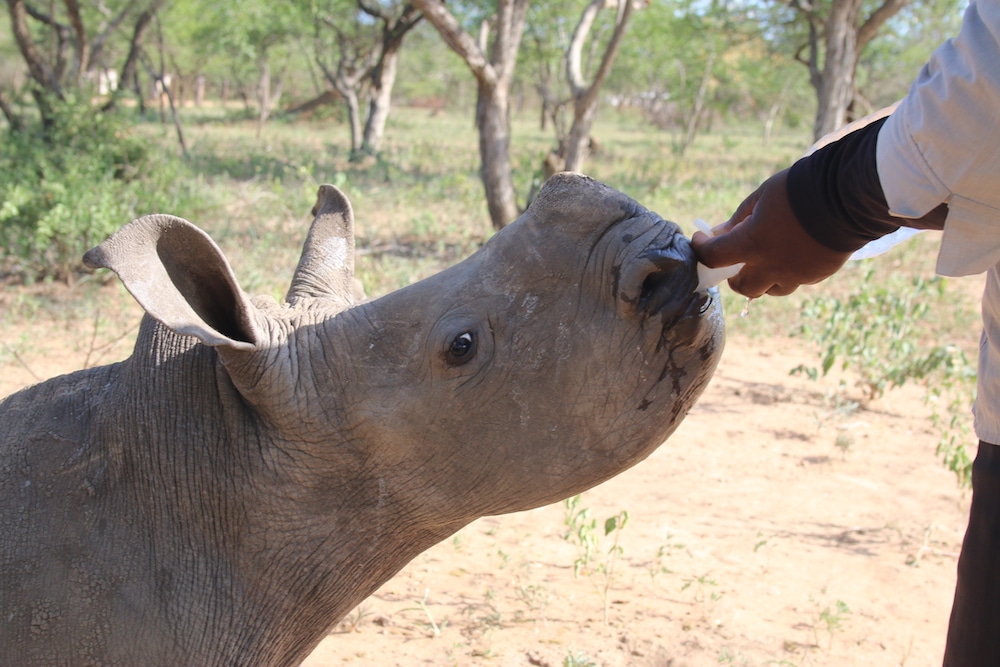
[0,289,973,667]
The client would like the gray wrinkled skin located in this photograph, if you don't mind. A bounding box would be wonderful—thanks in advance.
[0,173,724,666]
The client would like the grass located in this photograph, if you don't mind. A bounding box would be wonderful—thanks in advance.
[0,105,980,665]
[132,105,813,314]
[3,103,981,461]
[4,102,980,445]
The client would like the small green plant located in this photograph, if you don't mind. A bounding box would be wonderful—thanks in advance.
[648,533,686,581]
[562,495,630,623]
[834,432,853,458]
[399,588,445,637]
[792,271,956,402]
[563,494,598,576]
[513,583,551,622]
[792,269,977,487]
[338,602,373,633]
[717,646,749,665]
[681,573,722,605]
[928,374,976,488]
[564,650,597,667]
[811,598,851,648]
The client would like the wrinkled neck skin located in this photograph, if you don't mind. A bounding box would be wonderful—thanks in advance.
[24,313,470,667]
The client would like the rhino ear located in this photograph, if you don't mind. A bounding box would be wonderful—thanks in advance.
[83,215,262,351]
[286,184,358,305]
[527,172,642,234]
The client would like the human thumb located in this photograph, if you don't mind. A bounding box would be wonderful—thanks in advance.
[691,225,751,270]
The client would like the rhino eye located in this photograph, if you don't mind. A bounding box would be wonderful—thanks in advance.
[446,331,477,365]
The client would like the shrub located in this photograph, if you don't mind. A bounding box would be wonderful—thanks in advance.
[0,96,189,282]
[792,269,976,486]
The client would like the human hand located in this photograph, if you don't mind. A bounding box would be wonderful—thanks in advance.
[690,169,853,298]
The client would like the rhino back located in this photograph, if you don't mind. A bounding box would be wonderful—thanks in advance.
[0,324,253,665]
[0,364,144,663]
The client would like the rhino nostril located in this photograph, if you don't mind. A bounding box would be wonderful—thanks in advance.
[639,271,671,307]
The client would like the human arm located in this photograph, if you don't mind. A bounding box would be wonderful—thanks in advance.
[694,0,1000,293]
[692,118,946,298]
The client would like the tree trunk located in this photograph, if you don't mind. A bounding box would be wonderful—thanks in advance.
[813,0,861,139]
[0,87,21,131]
[362,43,401,153]
[317,56,370,157]
[101,6,157,113]
[679,50,715,155]
[412,0,528,230]
[562,0,635,173]
[477,83,519,231]
[63,0,89,86]
[563,103,597,173]
[796,0,911,141]
[359,2,422,155]
[343,86,364,155]
[257,63,271,139]
[7,0,60,126]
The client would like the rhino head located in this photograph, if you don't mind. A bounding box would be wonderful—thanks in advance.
[0,173,723,666]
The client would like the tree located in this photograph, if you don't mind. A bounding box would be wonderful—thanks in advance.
[309,0,422,158]
[192,0,306,137]
[4,0,163,128]
[559,0,636,173]
[519,0,578,134]
[411,0,529,230]
[612,2,772,153]
[360,1,423,153]
[312,0,381,156]
[787,0,911,140]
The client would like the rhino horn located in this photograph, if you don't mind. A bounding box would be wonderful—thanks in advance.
[286,184,359,305]
[83,215,262,350]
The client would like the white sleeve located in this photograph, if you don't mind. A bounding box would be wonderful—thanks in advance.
[876,0,1000,276]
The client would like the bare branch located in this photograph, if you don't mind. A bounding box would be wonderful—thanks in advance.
[566,0,603,94]
[582,0,634,106]
[410,0,496,87]
[858,0,909,50]
[491,0,529,83]
[358,0,390,22]
[787,0,824,30]
[91,0,144,70]
[101,4,159,112]
[2,343,41,383]
[23,1,69,30]
[63,0,89,82]
[7,0,63,97]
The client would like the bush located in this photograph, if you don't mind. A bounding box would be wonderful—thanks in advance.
[0,97,189,282]
[791,268,976,487]
[790,270,964,402]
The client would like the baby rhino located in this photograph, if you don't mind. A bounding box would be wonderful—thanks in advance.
[0,173,723,666]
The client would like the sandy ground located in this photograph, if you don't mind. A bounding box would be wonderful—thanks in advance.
[0,288,971,667]
[298,336,968,667]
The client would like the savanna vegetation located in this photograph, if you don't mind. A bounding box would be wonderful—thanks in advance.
[0,2,979,484]
[0,3,983,662]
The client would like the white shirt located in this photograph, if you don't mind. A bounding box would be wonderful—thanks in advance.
[877,0,1000,441]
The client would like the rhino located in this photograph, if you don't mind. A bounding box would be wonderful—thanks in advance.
[0,173,723,666]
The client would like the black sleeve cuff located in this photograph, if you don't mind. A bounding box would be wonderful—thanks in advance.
[786,117,902,253]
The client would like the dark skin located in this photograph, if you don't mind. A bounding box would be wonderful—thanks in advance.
[698,156,1000,667]
[691,169,854,297]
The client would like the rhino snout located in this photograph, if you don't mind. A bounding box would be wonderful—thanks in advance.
[618,237,700,320]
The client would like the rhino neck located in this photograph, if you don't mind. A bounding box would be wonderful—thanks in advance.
[102,316,469,666]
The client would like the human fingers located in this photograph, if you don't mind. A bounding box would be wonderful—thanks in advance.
[690,220,756,271]
[725,265,788,299]
[723,185,763,229]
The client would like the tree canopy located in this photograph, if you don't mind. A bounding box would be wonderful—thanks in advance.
[0,0,964,272]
